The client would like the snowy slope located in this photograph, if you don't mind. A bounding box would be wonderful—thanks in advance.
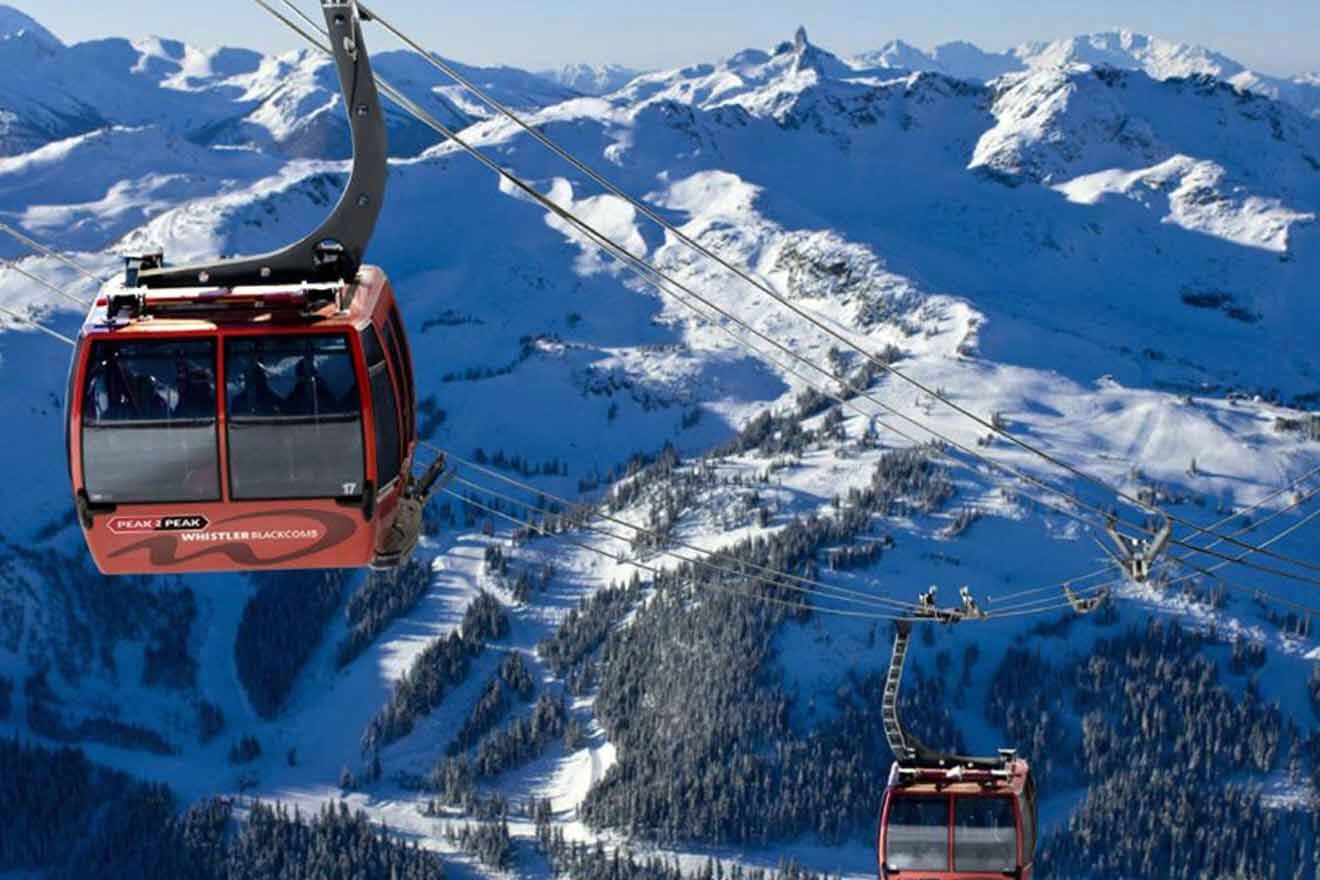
[2,10,1320,879]
[0,126,283,250]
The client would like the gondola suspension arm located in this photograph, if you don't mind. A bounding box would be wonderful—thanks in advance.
[137,0,388,289]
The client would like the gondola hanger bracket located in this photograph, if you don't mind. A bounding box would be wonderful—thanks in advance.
[134,0,387,291]
[1101,508,1173,583]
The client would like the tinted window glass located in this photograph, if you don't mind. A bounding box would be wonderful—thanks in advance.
[361,327,401,488]
[224,335,364,500]
[1021,777,1037,861]
[362,325,385,368]
[1018,793,1034,860]
[385,306,414,438]
[381,321,409,440]
[886,797,947,871]
[954,797,1018,871]
[80,337,216,501]
[81,339,219,503]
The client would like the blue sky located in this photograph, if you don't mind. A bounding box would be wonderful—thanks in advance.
[17,0,1320,76]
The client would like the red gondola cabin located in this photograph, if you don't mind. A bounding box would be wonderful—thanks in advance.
[877,758,1037,880]
[68,269,424,574]
[65,0,445,574]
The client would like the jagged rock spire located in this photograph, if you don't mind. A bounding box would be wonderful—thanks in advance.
[794,26,809,53]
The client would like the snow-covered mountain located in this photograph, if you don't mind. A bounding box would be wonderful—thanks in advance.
[0,3,57,50]
[2,9,1319,879]
[0,4,576,159]
[855,29,1320,119]
[537,62,644,95]
[1016,30,1248,79]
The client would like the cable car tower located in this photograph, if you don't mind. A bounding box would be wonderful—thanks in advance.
[66,0,447,575]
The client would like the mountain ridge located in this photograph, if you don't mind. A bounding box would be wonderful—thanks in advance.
[0,3,59,49]
[0,4,575,159]
[852,28,1320,119]
[537,62,643,95]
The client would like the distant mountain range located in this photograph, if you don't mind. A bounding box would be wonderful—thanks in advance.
[536,62,644,95]
[3,4,1317,164]
[0,4,575,158]
[852,30,1320,117]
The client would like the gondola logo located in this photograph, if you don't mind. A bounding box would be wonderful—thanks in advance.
[108,515,210,534]
[109,509,358,567]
